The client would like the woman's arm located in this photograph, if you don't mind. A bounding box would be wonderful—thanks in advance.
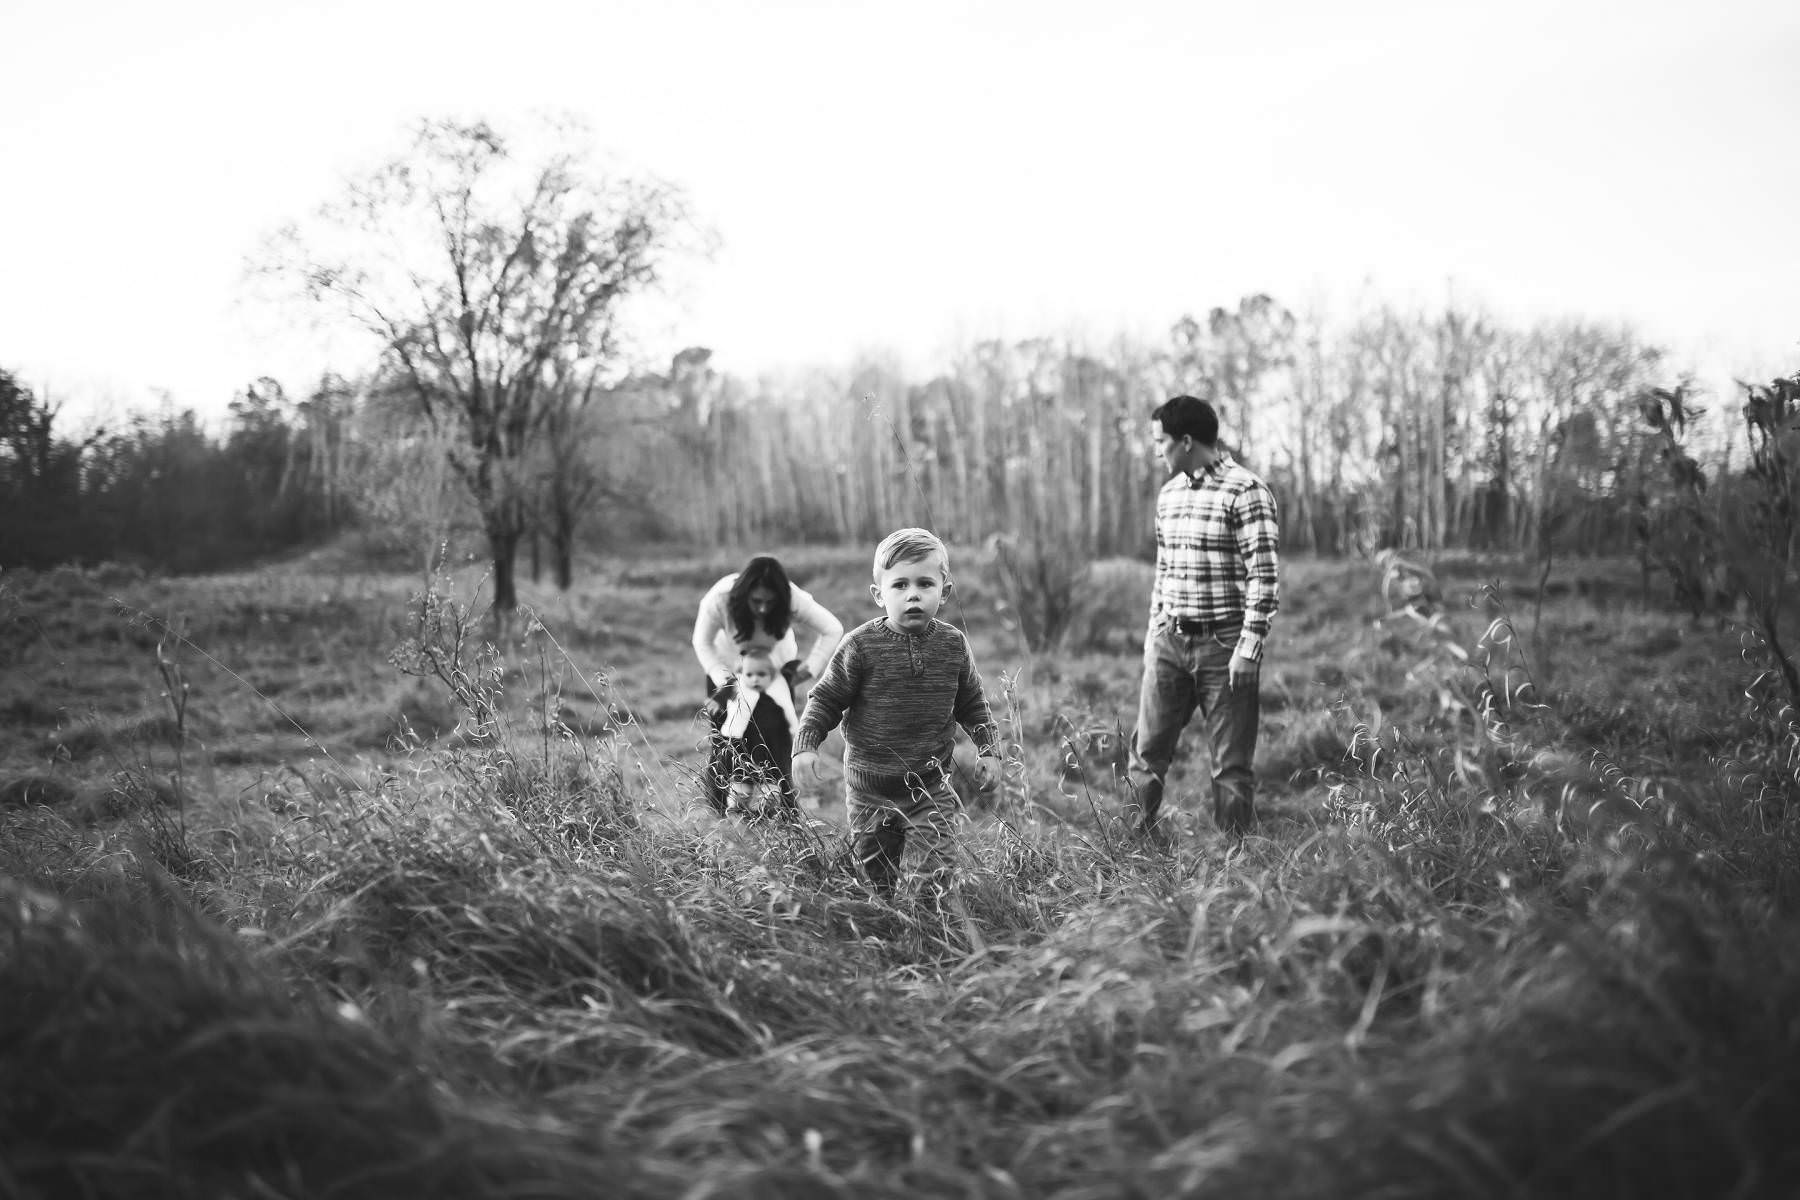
[788,584,844,682]
[692,576,736,688]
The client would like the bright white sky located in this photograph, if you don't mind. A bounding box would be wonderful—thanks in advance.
[3,0,1797,431]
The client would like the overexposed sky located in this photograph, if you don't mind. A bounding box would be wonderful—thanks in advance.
[3,0,1797,429]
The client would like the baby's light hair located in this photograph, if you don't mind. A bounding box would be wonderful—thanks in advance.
[872,527,951,581]
[736,647,777,670]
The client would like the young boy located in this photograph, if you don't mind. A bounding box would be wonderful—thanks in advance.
[793,528,1002,902]
[703,647,799,817]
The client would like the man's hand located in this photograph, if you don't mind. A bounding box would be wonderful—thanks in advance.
[792,750,823,782]
[973,754,1003,792]
[1228,651,1260,690]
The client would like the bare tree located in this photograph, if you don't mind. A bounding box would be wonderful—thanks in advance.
[257,116,692,615]
[1475,332,1526,549]
[531,370,608,590]
[526,363,680,588]
[1206,294,1297,461]
[1733,371,1800,712]
[0,369,75,493]
[343,376,475,578]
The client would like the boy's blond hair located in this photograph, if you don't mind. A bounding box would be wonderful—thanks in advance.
[872,527,951,581]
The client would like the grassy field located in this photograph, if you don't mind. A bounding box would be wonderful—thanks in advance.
[3,544,1798,1198]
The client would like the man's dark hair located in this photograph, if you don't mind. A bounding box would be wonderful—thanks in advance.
[1152,395,1219,445]
[728,555,793,641]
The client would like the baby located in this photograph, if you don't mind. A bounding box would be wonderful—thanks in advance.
[717,647,799,739]
[704,647,799,817]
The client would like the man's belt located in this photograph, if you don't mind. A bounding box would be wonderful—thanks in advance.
[1173,616,1240,637]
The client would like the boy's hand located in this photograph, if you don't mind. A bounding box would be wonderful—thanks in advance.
[973,754,1003,792]
[792,750,822,782]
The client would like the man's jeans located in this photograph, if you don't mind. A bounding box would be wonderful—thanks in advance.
[1127,618,1260,835]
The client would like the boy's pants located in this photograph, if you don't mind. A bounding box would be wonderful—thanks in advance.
[846,774,959,903]
[1127,617,1259,835]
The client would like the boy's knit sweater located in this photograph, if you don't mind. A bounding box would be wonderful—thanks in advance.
[795,618,999,797]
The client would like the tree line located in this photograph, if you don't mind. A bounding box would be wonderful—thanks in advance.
[11,314,1797,715]
[242,115,1789,620]
[662,302,1758,568]
[6,114,1790,655]
[0,371,354,572]
[5,307,1785,577]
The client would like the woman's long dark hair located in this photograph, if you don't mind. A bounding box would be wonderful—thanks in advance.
[727,556,792,642]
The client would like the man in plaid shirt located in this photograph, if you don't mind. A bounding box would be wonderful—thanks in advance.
[1126,394,1280,843]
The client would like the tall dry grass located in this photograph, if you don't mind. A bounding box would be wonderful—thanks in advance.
[2,552,1798,1197]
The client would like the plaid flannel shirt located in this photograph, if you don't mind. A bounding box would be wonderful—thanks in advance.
[1150,452,1281,661]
